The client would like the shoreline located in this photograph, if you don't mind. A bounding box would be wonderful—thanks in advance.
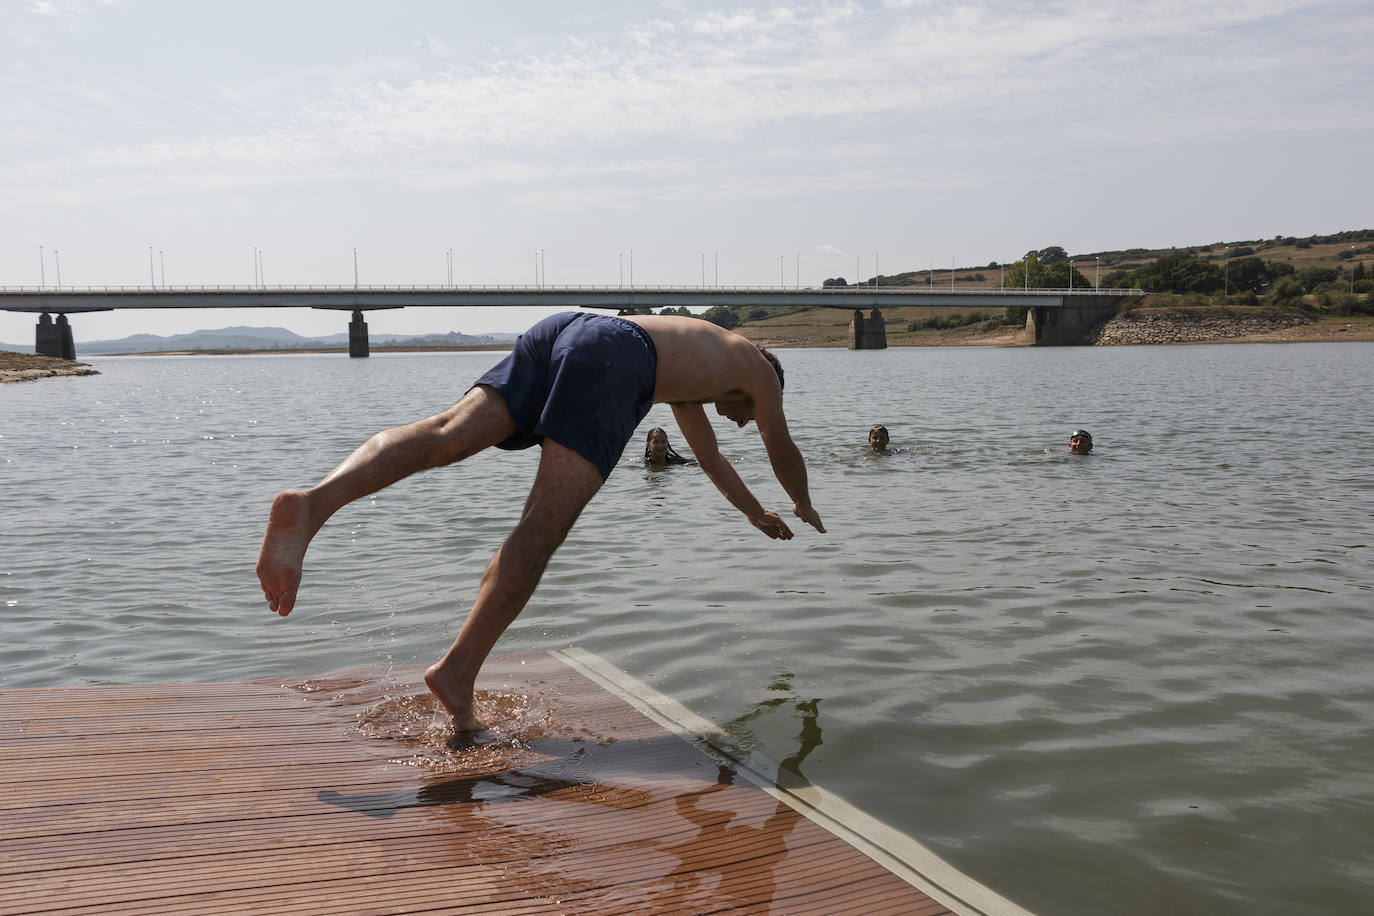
[0,352,100,384]
[4,314,1371,381]
[744,310,1374,349]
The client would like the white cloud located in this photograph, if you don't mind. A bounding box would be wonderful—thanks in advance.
[0,0,1369,244]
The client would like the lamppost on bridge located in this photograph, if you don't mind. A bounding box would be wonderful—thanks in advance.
[149,246,156,287]
[353,248,359,290]
[1069,261,1074,293]
[1352,246,1357,294]
[1223,246,1230,297]
[702,253,706,288]
[1096,256,1100,289]
[160,250,166,288]
[54,250,61,288]
[39,246,45,288]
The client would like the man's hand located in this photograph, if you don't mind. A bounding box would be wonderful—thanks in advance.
[794,504,825,533]
[750,509,795,540]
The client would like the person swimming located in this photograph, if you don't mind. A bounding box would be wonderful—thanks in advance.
[644,427,696,466]
[868,424,890,451]
[1069,429,1093,455]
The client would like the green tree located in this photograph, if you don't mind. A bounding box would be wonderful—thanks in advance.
[1295,267,1337,293]
[1268,276,1304,305]
[1002,251,1091,289]
[701,305,740,329]
[1225,256,1269,293]
[1127,251,1224,294]
[1101,269,1131,289]
[1265,260,1295,281]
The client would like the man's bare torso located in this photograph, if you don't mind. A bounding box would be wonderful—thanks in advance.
[622,314,770,405]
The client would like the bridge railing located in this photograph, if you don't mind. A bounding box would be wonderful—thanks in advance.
[0,284,1145,296]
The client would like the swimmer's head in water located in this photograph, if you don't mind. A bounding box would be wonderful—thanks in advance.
[868,425,890,450]
[644,426,691,465]
[645,427,670,461]
[1070,429,1093,454]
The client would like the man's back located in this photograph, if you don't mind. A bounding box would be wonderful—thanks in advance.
[623,315,776,407]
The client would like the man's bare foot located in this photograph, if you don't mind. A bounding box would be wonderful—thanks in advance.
[424,662,487,732]
[256,489,314,617]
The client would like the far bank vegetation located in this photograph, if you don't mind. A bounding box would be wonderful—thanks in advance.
[616,229,1373,344]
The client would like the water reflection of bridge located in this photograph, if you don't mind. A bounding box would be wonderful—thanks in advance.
[0,285,1144,357]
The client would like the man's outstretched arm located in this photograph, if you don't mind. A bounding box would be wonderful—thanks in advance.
[671,403,795,540]
[751,396,825,534]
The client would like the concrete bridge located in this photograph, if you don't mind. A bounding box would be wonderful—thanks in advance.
[1,285,1144,357]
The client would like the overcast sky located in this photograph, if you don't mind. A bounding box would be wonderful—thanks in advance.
[2,0,1369,344]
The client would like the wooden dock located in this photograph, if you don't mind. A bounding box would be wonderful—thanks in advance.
[0,649,1031,915]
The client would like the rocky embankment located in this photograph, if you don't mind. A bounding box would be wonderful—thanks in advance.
[1087,308,1315,345]
[0,351,100,383]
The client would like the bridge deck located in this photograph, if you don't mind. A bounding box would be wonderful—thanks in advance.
[0,649,1028,915]
[1,285,1142,313]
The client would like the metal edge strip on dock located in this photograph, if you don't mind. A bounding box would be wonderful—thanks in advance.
[551,646,1035,916]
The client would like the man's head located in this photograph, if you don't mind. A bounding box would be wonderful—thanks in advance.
[714,392,755,427]
[756,344,783,392]
[868,425,890,450]
[1069,429,1093,455]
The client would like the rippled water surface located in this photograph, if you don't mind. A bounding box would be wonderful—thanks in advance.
[3,343,1372,915]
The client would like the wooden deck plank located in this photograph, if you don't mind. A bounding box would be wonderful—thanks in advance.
[0,651,1025,915]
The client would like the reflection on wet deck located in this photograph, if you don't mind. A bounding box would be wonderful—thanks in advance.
[0,650,1028,914]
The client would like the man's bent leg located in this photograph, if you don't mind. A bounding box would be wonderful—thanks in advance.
[257,385,518,617]
[425,438,604,731]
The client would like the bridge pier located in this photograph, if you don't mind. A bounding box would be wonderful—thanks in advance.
[1025,296,1122,345]
[35,313,76,360]
[848,308,888,349]
[348,310,369,358]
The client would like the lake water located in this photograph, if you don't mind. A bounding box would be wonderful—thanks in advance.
[3,341,1372,915]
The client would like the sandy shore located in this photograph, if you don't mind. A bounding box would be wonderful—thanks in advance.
[0,351,100,384]
[746,310,1374,349]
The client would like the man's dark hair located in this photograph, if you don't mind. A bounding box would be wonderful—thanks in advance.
[755,344,783,392]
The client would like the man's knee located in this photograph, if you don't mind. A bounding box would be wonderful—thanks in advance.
[426,386,517,465]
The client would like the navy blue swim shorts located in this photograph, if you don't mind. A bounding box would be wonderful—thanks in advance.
[472,312,658,479]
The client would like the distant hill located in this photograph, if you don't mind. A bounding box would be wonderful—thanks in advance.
[0,325,518,355]
[846,228,1374,288]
